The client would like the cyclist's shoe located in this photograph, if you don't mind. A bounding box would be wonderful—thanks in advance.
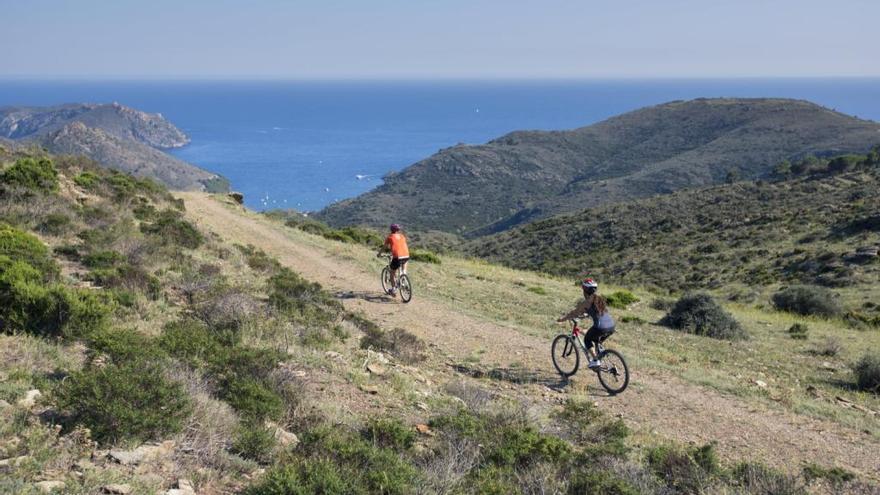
[389,288,397,296]
[588,359,601,369]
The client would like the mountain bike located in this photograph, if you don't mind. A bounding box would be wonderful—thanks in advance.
[379,255,412,303]
[551,317,629,394]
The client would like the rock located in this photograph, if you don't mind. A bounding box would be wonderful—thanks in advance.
[415,424,435,436]
[163,479,196,495]
[266,422,299,448]
[359,384,380,395]
[35,481,66,493]
[0,399,10,410]
[102,484,132,494]
[752,379,767,388]
[17,389,42,408]
[415,402,429,411]
[324,351,343,361]
[0,455,31,473]
[366,363,387,376]
[228,192,244,204]
[108,441,174,466]
[367,350,390,364]
[819,361,837,372]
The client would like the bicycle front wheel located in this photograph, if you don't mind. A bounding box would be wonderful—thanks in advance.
[551,335,579,377]
[381,267,393,295]
[596,349,629,394]
[398,274,412,303]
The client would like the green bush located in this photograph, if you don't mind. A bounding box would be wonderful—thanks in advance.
[854,353,880,393]
[646,443,719,493]
[802,463,855,486]
[73,171,100,189]
[486,425,570,468]
[221,377,284,422]
[0,223,59,279]
[88,263,161,300]
[0,269,110,338]
[56,359,191,443]
[82,250,125,269]
[37,213,72,236]
[568,470,639,495]
[362,418,415,451]
[606,290,640,309]
[84,326,163,363]
[232,421,277,464]
[661,293,747,340]
[787,323,809,340]
[268,267,340,323]
[650,298,675,311]
[0,157,58,193]
[244,459,350,495]
[158,319,225,367]
[772,285,842,317]
[409,249,441,264]
[140,210,203,249]
[526,286,547,296]
[236,244,281,273]
[731,463,805,495]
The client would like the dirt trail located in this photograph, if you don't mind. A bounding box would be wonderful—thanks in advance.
[179,193,880,479]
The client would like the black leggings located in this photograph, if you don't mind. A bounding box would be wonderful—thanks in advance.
[584,326,615,349]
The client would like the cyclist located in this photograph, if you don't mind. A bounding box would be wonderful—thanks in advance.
[378,223,410,295]
[557,278,615,369]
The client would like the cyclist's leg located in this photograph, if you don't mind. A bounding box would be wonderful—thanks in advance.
[390,257,400,286]
[583,326,602,360]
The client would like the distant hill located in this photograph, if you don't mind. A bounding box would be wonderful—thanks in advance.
[317,98,880,236]
[0,103,227,191]
[468,149,880,295]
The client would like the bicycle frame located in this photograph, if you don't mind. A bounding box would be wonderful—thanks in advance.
[570,319,605,357]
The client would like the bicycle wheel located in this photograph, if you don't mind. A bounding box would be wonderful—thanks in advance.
[381,267,393,295]
[551,335,579,377]
[398,274,413,303]
[596,349,629,394]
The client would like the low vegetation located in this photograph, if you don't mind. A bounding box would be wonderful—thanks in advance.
[660,293,748,340]
[772,285,842,317]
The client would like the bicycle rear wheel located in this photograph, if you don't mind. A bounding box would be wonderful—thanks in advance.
[398,274,412,303]
[596,349,629,394]
[551,335,579,377]
[381,267,393,295]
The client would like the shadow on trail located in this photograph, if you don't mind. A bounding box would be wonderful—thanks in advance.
[449,362,570,389]
[334,290,399,305]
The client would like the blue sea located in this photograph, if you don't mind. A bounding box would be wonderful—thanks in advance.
[2,79,879,211]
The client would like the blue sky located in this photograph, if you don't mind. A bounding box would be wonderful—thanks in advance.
[4,0,877,78]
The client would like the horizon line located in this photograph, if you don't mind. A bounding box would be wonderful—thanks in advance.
[2,75,880,82]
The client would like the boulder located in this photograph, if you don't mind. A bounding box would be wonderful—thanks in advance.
[0,455,32,473]
[228,192,244,204]
[164,478,196,495]
[101,484,132,494]
[17,389,42,408]
[34,481,66,493]
[108,441,175,466]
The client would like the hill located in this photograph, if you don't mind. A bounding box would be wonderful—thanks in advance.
[317,98,880,236]
[0,103,227,191]
[3,148,879,493]
[469,149,880,305]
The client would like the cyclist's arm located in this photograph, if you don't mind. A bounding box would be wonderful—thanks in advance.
[557,301,588,322]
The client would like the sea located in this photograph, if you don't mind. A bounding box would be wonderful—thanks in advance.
[1,79,879,212]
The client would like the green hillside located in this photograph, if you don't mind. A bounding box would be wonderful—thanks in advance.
[470,149,880,313]
[317,98,880,236]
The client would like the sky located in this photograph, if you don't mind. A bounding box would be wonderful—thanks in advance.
[3,0,877,79]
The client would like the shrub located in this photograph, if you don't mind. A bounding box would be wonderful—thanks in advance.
[0,223,59,279]
[0,269,111,339]
[221,377,284,422]
[82,250,125,269]
[268,267,340,323]
[232,421,277,464]
[527,286,547,296]
[606,290,640,309]
[812,337,841,357]
[73,171,100,189]
[84,326,163,363]
[410,249,441,264]
[772,285,842,317]
[568,470,639,495]
[802,463,855,486]
[661,293,747,340]
[646,443,719,492]
[37,213,72,236]
[731,463,805,495]
[486,425,570,468]
[787,323,809,340]
[88,264,161,300]
[244,459,350,495]
[140,210,203,249]
[158,319,225,366]
[56,359,192,443]
[853,353,880,393]
[650,298,675,311]
[359,325,427,364]
[363,418,415,452]
[0,157,58,193]
[236,244,281,273]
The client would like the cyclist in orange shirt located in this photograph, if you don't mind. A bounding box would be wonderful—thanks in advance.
[379,223,410,295]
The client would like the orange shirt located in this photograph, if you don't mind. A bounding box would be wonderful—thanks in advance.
[385,232,410,258]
